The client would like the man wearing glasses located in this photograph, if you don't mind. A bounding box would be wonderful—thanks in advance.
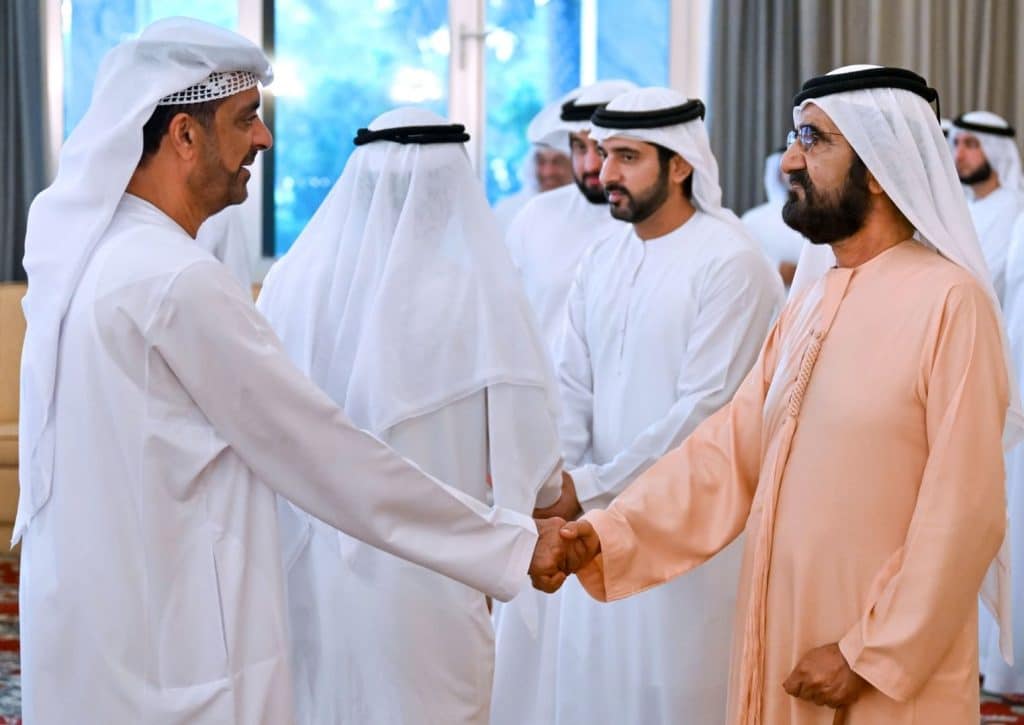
[549,66,1016,725]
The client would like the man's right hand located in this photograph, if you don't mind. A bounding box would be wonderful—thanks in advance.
[529,516,568,593]
[559,519,601,573]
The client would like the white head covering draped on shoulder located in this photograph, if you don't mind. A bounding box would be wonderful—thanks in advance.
[787,64,1019,662]
[257,107,561,493]
[16,18,273,543]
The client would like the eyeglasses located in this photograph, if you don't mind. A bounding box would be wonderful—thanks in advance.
[786,125,845,152]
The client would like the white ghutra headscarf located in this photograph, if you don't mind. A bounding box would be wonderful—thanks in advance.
[257,107,562,496]
[788,64,1020,662]
[950,111,1023,194]
[16,18,272,544]
[588,87,782,253]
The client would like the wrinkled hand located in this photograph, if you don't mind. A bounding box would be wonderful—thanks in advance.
[782,643,866,711]
[529,516,568,593]
[533,471,582,521]
[558,519,601,573]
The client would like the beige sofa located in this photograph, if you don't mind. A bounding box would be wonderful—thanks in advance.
[0,283,26,546]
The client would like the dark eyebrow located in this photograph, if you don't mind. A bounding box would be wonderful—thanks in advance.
[238,99,261,118]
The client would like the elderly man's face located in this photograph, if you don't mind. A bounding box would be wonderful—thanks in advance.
[534,147,572,192]
[191,87,272,211]
[780,103,871,245]
[953,133,993,185]
[569,131,607,204]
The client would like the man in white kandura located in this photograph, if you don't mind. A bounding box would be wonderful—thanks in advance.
[257,108,564,725]
[16,19,565,725]
[545,86,784,723]
[984,209,1024,698]
[502,79,635,353]
[742,148,808,287]
[197,203,254,287]
[492,95,573,229]
[950,111,1024,304]
[490,78,634,725]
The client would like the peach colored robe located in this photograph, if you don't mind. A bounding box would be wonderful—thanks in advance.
[577,241,1009,724]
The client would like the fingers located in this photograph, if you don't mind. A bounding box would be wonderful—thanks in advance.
[781,670,801,698]
[559,521,581,539]
[559,519,594,540]
[782,669,824,707]
[783,675,856,711]
[531,571,566,593]
[562,539,587,573]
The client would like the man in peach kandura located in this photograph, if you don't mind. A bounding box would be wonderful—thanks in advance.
[548,65,1018,725]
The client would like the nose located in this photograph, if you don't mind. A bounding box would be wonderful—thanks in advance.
[598,156,618,186]
[254,116,273,151]
[780,142,803,175]
[583,146,603,175]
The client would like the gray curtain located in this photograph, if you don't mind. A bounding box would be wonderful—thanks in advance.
[0,1,48,282]
[707,0,1024,214]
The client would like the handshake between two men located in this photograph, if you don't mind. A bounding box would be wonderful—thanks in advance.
[526,471,601,593]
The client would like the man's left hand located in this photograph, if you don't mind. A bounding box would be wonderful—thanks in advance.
[782,643,867,709]
[534,471,582,521]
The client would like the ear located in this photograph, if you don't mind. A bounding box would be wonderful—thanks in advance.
[166,112,201,161]
[671,155,693,185]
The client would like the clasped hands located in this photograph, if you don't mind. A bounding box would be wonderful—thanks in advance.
[528,471,601,592]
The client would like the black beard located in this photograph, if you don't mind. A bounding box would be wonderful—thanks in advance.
[574,172,608,204]
[958,160,993,186]
[782,157,871,246]
[605,161,672,224]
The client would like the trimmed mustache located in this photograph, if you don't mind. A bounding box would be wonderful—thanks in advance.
[788,170,811,191]
[604,183,630,197]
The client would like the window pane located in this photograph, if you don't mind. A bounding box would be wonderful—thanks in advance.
[484,0,669,207]
[61,0,237,138]
[484,0,580,204]
[596,0,669,87]
[272,0,450,256]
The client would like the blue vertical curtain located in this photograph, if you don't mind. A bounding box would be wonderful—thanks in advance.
[0,1,47,282]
